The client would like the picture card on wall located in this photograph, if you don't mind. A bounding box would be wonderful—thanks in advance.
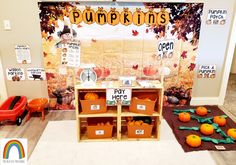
[197,65,216,78]
[206,9,227,25]
[27,68,46,80]
[15,45,31,64]
[6,68,25,81]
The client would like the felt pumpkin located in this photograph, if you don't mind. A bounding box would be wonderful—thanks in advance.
[157,9,170,26]
[227,128,236,139]
[83,6,95,24]
[143,65,157,76]
[108,8,120,26]
[69,8,82,24]
[84,92,99,100]
[196,106,208,116]
[200,124,214,135]
[145,8,157,26]
[186,134,201,147]
[133,8,145,26]
[120,8,132,26]
[178,112,191,122]
[213,116,226,126]
[95,7,107,25]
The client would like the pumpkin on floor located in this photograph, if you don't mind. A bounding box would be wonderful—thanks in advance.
[186,134,201,147]
[84,92,99,100]
[213,116,226,126]
[196,106,208,116]
[200,124,214,135]
[178,112,191,122]
[227,128,236,139]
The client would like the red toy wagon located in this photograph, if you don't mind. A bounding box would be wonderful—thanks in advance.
[0,96,27,126]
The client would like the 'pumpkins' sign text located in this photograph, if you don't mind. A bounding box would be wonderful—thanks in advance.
[70,7,170,26]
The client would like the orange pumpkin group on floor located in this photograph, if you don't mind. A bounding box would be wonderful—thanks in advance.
[196,106,208,116]
[200,123,214,135]
[178,112,191,122]
[213,116,226,126]
[84,92,99,100]
[227,128,236,139]
[186,134,201,147]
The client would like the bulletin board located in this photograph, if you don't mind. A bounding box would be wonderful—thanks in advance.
[38,1,203,110]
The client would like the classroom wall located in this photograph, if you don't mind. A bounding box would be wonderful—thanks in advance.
[0,0,235,101]
[231,46,236,74]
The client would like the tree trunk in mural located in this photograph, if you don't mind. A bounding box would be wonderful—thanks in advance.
[38,2,203,110]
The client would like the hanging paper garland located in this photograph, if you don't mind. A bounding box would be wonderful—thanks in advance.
[107,8,120,26]
[82,6,95,25]
[120,8,132,26]
[95,7,107,25]
[133,8,145,26]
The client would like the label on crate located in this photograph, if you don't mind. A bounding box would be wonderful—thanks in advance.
[95,130,104,135]
[91,105,100,111]
[135,129,144,135]
[215,145,226,150]
[137,104,146,111]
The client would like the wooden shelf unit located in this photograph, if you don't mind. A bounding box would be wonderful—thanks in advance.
[75,80,164,142]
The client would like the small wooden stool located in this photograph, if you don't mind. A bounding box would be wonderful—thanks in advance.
[26,98,48,121]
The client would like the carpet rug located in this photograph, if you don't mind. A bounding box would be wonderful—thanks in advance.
[163,106,236,152]
[29,120,216,165]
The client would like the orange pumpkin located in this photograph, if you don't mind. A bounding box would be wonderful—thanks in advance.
[227,128,236,139]
[196,107,208,116]
[84,92,99,100]
[178,112,191,122]
[213,116,226,126]
[186,134,201,148]
[200,124,214,135]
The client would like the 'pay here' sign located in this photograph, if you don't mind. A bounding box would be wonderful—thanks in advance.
[106,88,132,106]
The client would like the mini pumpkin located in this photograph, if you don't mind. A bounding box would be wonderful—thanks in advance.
[186,134,201,148]
[200,123,214,135]
[227,128,236,139]
[196,106,208,116]
[213,116,226,126]
[84,92,99,100]
[178,112,191,122]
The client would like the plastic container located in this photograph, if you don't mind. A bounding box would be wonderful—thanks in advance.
[80,99,107,114]
[129,98,157,115]
[127,124,153,138]
[87,117,113,139]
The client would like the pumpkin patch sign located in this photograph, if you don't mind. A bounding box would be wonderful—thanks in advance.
[38,2,203,110]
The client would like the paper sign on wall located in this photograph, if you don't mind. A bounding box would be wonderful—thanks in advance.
[67,41,81,67]
[157,40,174,59]
[6,68,25,81]
[15,45,31,64]
[206,9,227,25]
[197,65,216,78]
[106,88,132,106]
[27,68,46,80]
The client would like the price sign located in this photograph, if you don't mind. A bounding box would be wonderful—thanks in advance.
[135,129,144,135]
[91,105,100,111]
[95,130,104,135]
[137,105,146,111]
[106,88,132,106]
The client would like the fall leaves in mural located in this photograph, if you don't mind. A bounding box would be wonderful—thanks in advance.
[38,2,203,110]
